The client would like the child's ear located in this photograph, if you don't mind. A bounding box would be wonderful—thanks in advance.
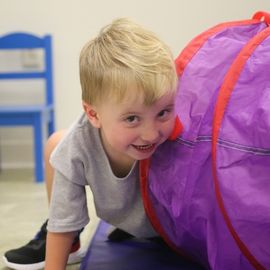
[82,101,101,128]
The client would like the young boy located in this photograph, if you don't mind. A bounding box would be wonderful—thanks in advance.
[4,17,178,270]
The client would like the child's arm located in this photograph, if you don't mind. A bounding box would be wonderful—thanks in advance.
[45,231,76,270]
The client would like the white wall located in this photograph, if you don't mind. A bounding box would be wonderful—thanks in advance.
[0,0,269,169]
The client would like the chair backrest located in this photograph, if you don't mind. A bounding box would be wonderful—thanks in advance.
[0,32,53,107]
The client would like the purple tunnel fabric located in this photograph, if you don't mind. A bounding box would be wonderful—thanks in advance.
[142,17,270,270]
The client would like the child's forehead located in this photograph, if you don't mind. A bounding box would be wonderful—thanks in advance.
[112,90,175,112]
[98,83,176,114]
[107,91,145,112]
[105,86,145,106]
[121,89,145,104]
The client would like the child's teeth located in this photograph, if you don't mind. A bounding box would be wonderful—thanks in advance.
[136,144,153,150]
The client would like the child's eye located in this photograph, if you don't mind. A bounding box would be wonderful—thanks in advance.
[158,109,170,118]
[125,115,139,124]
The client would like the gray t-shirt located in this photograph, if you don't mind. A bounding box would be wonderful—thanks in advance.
[47,113,157,238]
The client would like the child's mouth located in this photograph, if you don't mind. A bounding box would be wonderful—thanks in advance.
[132,144,156,153]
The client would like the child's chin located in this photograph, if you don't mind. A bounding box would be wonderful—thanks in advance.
[133,152,155,161]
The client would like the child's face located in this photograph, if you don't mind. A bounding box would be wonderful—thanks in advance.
[88,90,176,168]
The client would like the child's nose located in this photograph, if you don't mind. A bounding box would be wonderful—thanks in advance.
[141,125,160,142]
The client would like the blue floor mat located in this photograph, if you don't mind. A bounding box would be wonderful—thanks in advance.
[80,221,205,270]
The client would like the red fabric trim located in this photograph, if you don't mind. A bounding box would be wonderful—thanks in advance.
[253,11,270,25]
[212,27,270,270]
[139,159,193,260]
[175,19,261,77]
[168,116,184,141]
[139,118,184,251]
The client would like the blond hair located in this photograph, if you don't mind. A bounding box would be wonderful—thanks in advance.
[79,18,177,106]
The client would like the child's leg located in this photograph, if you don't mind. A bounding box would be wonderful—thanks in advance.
[44,130,66,203]
[3,130,84,270]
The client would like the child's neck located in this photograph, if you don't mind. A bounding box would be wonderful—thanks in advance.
[109,157,135,178]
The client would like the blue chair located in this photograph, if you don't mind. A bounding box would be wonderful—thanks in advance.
[0,32,55,182]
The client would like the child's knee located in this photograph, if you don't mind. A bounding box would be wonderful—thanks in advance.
[44,130,66,160]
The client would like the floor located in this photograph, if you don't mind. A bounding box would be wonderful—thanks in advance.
[0,169,99,270]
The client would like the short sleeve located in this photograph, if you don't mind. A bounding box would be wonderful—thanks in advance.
[47,170,90,233]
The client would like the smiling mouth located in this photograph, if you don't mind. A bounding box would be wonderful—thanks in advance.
[132,144,156,153]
